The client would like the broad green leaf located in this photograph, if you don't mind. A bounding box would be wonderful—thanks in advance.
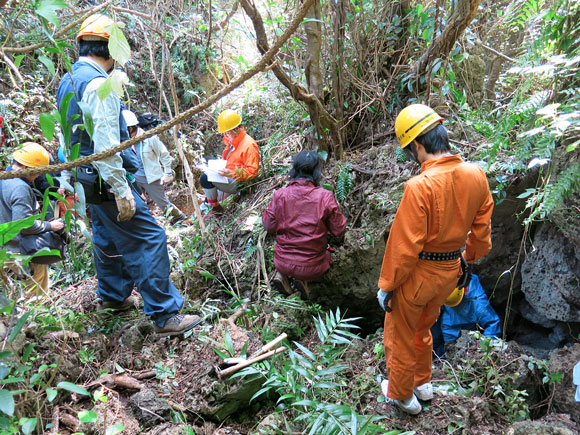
[97,77,113,101]
[14,54,25,68]
[39,113,55,141]
[292,399,316,407]
[0,390,14,416]
[199,270,216,281]
[108,25,131,66]
[108,70,128,98]
[78,410,97,423]
[9,311,32,342]
[517,188,536,199]
[105,424,125,435]
[57,381,90,396]
[46,388,57,402]
[38,55,55,76]
[77,102,94,137]
[22,343,34,362]
[0,352,13,360]
[35,0,68,27]
[19,417,37,434]
[224,326,234,355]
[0,215,40,245]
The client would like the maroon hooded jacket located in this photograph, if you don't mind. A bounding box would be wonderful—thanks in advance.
[262,178,347,280]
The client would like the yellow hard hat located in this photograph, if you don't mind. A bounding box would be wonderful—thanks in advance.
[13,142,50,168]
[445,287,465,308]
[394,104,443,149]
[217,109,242,133]
[77,14,114,42]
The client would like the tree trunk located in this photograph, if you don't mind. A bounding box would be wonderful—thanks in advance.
[331,0,345,158]
[417,0,481,74]
[239,0,340,156]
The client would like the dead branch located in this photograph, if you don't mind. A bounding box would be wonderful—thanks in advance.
[59,412,79,431]
[210,1,239,32]
[478,41,516,63]
[111,5,152,21]
[86,373,144,390]
[133,370,157,380]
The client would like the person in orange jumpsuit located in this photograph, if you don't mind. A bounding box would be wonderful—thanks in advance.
[200,109,260,219]
[377,104,494,415]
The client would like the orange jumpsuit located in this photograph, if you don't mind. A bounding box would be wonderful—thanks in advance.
[378,154,493,400]
[222,127,260,182]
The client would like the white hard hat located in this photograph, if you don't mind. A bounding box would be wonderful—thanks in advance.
[122,109,139,127]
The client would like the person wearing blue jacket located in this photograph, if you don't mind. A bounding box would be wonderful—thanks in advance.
[56,14,200,336]
[432,273,501,358]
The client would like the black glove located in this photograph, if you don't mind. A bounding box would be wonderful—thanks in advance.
[457,255,472,289]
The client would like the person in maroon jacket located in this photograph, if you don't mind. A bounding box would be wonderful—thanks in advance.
[262,150,347,297]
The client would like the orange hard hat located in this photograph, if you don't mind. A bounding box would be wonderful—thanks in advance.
[77,14,114,42]
[13,142,50,168]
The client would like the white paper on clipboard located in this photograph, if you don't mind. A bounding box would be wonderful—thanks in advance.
[206,159,230,184]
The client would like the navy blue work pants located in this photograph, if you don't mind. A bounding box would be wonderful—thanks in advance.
[89,191,183,326]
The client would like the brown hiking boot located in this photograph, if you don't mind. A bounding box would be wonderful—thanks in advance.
[272,271,292,295]
[96,296,137,312]
[294,280,311,299]
[154,314,202,337]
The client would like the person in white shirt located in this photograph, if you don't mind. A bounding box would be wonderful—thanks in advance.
[122,110,189,224]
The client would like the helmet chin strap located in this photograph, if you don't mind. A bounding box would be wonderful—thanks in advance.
[405,142,420,165]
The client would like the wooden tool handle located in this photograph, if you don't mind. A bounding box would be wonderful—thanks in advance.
[218,346,286,378]
[249,332,288,359]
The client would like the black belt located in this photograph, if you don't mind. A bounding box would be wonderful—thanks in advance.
[418,250,461,261]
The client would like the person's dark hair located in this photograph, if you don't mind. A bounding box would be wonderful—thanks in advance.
[415,124,450,154]
[78,39,111,60]
[289,150,322,185]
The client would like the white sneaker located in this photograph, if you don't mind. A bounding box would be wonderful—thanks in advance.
[414,382,434,401]
[380,380,422,415]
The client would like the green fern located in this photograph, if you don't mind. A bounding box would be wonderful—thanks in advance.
[395,146,408,163]
[514,91,551,115]
[335,164,354,202]
[524,162,580,224]
[235,308,386,434]
[511,0,541,31]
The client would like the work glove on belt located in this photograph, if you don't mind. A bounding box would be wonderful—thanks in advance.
[114,189,136,221]
[377,289,393,313]
[160,173,174,185]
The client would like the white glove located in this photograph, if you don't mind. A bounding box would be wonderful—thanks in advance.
[160,173,174,185]
[377,289,393,312]
[114,189,136,222]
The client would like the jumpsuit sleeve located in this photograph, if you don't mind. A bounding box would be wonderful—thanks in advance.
[154,136,173,174]
[464,183,494,263]
[324,193,347,237]
[378,181,428,292]
[82,78,129,198]
[262,192,279,233]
